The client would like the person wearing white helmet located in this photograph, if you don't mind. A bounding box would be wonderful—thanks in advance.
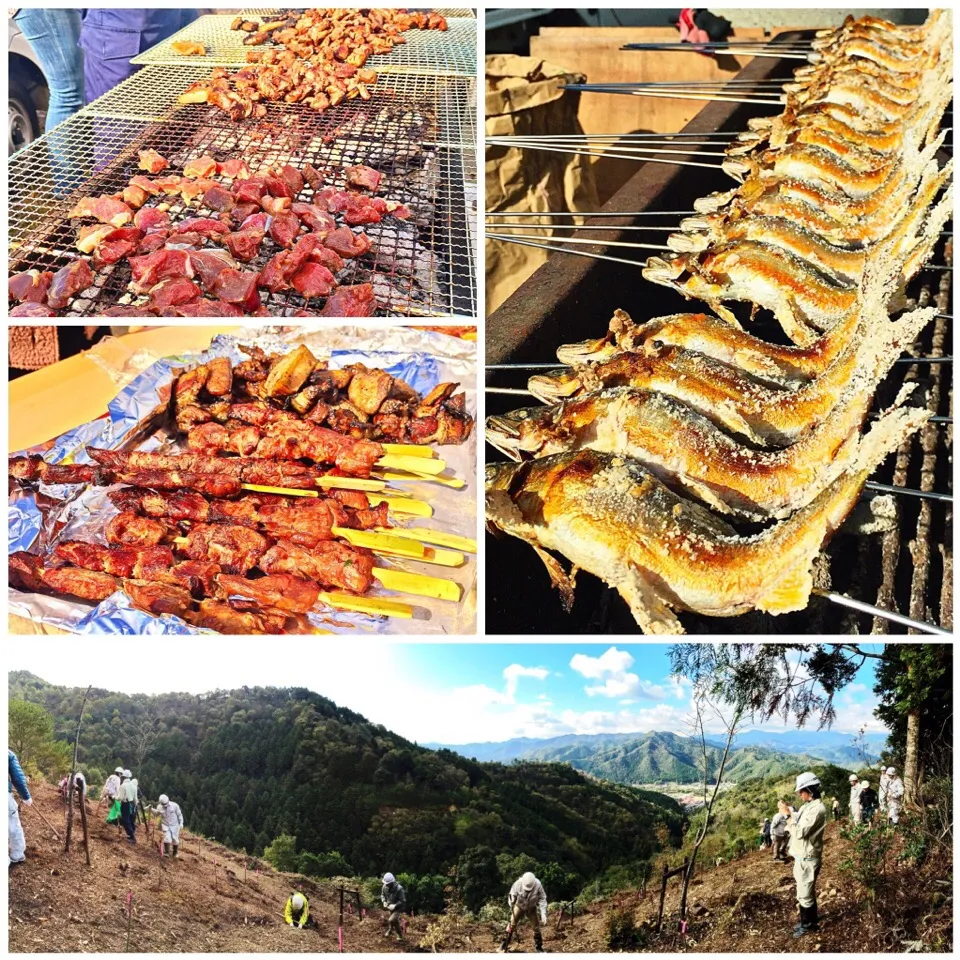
[117,770,138,844]
[152,794,184,858]
[878,765,891,814]
[102,767,123,804]
[284,891,312,929]
[499,871,547,953]
[380,872,407,940]
[790,772,827,938]
[848,773,862,824]
[858,781,878,823]
[770,801,790,862]
[885,767,904,825]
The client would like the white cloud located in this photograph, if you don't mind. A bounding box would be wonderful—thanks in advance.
[503,664,549,700]
[570,647,634,680]
[570,647,669,701]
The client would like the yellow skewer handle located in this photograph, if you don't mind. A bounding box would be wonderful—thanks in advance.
[374,566,461,602]
[381,443,437,458]
[318,591,414,619]
[241,483,318,498]
[369,496,434,517]
[316,476,387,492]
[375,454,447,475]
[376,470,466,490]
[374,526,477,553]
[414,546,465,568]
[331,526,426,558]
[172,537,189,546]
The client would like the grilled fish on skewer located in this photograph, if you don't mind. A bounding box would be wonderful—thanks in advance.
[485,403,929,633]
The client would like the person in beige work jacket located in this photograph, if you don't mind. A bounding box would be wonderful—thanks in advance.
[789,771,827,938]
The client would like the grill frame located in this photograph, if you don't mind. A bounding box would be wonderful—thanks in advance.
[130,12,477,77]
[484,33,953,635]
[9,69,477,318]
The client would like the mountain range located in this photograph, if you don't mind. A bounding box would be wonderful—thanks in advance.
[430,728,887,785]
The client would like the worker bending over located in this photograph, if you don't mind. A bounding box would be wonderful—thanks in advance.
[500,871,547,953]
[284,892,313,929]
[381,872,407,941]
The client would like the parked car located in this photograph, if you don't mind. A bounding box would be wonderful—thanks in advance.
[9,18,48,153]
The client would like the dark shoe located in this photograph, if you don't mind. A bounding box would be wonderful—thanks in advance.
[172,845,179,858]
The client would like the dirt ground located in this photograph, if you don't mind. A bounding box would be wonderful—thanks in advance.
[8,785,949,953]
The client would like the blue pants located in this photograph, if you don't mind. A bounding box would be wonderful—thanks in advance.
[120,801,137,841]
[13,9,85,132]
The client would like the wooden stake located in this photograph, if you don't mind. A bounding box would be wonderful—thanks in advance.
[77,786,91,867]
[125,892,133,952]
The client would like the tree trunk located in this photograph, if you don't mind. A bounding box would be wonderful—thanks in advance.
[904,708,920,806]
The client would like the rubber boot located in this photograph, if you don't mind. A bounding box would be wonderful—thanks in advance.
[172,844,179,858]
[793,906,816,938]
[808,903,819,931]
[534,931,544,953]
[792,905,806,935]
[163,843,171,857]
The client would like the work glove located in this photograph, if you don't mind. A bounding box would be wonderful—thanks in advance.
[22,798,32,806]
[389,904,396,911]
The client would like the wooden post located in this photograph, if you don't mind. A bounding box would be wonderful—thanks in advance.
[65,788,75,853]
[656,864,669,933]
[339,887,345,953]
[64,686,91,854]
[125,892,133,952]
[353,890,363,921]
[678,859,691,929]
[77,786,91,867]
[214,858,218,893]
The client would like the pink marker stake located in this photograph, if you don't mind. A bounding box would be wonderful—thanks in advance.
[338,926,344,953]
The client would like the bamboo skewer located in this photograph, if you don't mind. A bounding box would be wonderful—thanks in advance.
[563,84,783,105]
[331,526,427,558]
[315,476,388,492]
[368,495,434,517]
[242,483,317,497]
[376,469,467,489]
[376,453,447,475]
[373,567,462,602]
[374,527,478,554]
[318,591,414,619]
[381,443,437,457]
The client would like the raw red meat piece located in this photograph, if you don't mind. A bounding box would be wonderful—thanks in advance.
[93,227,143,267]
[46,259,95,309]
[129,175,160,195]
[137,232,169,254]
[148,277,202,309]
[69,196,133,227]
[154,175,185,194]
[311,246,344,273]
[258,234,320,292]
[319,283,377,317]
[233,178,268,204]
[180,178,217,203]
[170,232,203,248]
[134,207,170,231]
[292,262,336,299]
[183,155,218,178]
[188,250,237,291]
[102,305,158,316]
[76,224,115,253]
[240,211,271,233]
[292,309,319,316]
[129,249,192,292]
[263,174,294,199]
[212,268,258,303]
[262,196,292,215]
[385,200,411,219]
[173,298,244,317]
[269,211,301,248]
[258,253,290,293]
[218,158,251,180]
[203,185,235,212]
[291,202,335,233]
[9,270,53,303]
[123,185,149,209]
[10,302,58,316]
[176,217,230,237]
[324,227,371,258]
[138,149,169,173]
[278,164,304,196]
[343,198,383,226]
[345,164,382,192]
[223,228,265,262]
[230,202,261,226]
[302,163,324,190]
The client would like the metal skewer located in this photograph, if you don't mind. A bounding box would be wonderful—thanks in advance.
[485,357,953,370]
[485,210,698,217]
[813,589,951,636]
[486,234,649,268]
[487,223,681,233]
[865,481,952,501]
[486,140,725,168]
[487,233,665,252]
[564,83,783,105]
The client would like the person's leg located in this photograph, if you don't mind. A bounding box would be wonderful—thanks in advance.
[531,909,543,951]
[9,794,27,865]
[13,9,84,131]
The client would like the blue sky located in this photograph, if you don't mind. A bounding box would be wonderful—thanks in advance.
[12,641,886,746]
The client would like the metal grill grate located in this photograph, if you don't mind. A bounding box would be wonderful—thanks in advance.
[10,73,477,318]
[131,13,477,77]
[241,7,477,17]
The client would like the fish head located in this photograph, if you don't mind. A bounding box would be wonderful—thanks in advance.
[555,337,618,365]
[527,368,583,403]
[485,403,558,461]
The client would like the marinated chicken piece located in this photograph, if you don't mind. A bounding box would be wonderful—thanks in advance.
[259,539,375,594]
[180,523,268,575]
[347,366,393,415]
[188,599,290,635]
[138,149,169,173]
[53,541,167,579]
[106,512,168,547]
[214,572,320,615]
[41,566,119,603]
[9,551,47,592]
[205,356,233,396]
[171,40,206,56]
[46,259,95,309]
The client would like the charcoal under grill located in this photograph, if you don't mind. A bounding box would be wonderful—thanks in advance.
[485,33,953,635]
[9,24,477,318]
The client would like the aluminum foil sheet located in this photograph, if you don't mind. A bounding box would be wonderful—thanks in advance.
[9,325,477,635]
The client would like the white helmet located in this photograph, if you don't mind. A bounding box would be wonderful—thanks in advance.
[886,767,896,775]
[159,795,169,805]
[848,774,859,783]
[795,772,820,792]
[382,873,395,885]
[114,767,124,775]
[521,872,537,891]
[123,769,132,778]
[292,894,305,910]
[861,780,870,788]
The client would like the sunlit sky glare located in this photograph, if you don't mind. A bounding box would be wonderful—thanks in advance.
[9,641,887,745]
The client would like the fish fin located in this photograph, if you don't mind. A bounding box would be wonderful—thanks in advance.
[617,573,685,635]
[755,564,813,615]
[532,546,577,612]
[853,404,932,475]
[713,302,743,330]
[776,303,820,346]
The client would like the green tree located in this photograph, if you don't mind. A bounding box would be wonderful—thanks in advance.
[264,834,299,873]
[8,698,70,778]
[456,845,501,912]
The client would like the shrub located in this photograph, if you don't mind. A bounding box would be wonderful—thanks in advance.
[604,904,646,950]
[263,834,299,873]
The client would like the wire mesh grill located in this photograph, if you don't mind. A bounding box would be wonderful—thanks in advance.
[131,13,477,77]
[10,73,477,318]
[241,8,477,18]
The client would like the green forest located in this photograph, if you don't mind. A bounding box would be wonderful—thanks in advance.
[8,671,684,910]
